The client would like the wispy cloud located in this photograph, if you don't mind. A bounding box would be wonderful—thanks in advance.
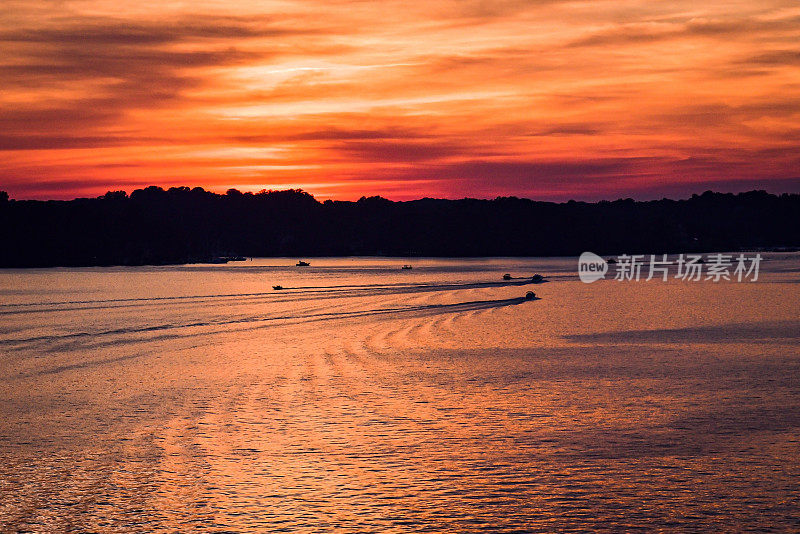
[1,0,799,200]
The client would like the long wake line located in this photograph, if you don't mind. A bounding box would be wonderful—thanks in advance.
[1,297,534,347]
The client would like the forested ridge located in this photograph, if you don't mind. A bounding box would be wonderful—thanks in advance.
[0,187,797,267]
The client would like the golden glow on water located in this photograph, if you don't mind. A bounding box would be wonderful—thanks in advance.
[1,256,799,530]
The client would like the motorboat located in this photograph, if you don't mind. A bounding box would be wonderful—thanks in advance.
[402,265,413,270]
[531,274,545,283]
[273,285,284,290]
[525,291,536,300]
[503,273,512,280]
[296,260,310,267]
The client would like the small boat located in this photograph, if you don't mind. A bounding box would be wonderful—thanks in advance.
[273,285,284,290]
[401,264,413,270]
[525,291,536,300]
[296,260,310,267]
[503,273,512,280]
[531,274,545,283]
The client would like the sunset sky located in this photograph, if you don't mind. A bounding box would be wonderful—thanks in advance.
[1,0,799,201]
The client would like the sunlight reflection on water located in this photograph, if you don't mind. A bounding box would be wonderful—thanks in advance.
[1,256,799,531]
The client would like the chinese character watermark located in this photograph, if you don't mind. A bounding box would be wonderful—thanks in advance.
[578,252,762,283]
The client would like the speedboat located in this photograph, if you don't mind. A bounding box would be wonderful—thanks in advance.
[503,273,512,280]
[531,274,544,283]
[525,291,536,300]
[296,260,310,267]
[402,264,413,270]
[273,285,284,290]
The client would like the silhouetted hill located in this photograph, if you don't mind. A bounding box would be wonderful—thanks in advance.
[0,186,798,267]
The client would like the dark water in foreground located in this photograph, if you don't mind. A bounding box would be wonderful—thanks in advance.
[1,256,799,532]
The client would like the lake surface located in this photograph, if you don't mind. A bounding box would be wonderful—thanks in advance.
[1,255,799,532]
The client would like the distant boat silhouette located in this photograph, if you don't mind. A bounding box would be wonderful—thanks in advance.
[273,285,284,290]
[296,260,310,266]
[525,291,536,300]
[531,274,545,283]
[402,264,413,270]
[503,273,512,280]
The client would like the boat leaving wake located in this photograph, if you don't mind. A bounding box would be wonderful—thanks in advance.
[0,295,535,351]
[0,278,539,315]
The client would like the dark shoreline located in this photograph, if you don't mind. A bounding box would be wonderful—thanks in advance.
[1,187,798,268]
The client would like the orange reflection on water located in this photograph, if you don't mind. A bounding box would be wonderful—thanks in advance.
[1,257,799,530]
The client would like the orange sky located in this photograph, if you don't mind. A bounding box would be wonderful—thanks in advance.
[1,0,799,200]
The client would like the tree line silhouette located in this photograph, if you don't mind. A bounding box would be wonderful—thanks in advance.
[0,186,798,267]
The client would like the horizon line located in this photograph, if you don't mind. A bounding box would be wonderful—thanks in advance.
[3,184,800,205]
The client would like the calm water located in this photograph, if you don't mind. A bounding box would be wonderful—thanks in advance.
[1,256,799,532]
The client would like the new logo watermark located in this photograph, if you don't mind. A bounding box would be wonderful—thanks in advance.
[578,253,762,283]
[578,251,608,283]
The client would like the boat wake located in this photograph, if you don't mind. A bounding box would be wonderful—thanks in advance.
[1,296,535,353]
[0,279,538,316]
